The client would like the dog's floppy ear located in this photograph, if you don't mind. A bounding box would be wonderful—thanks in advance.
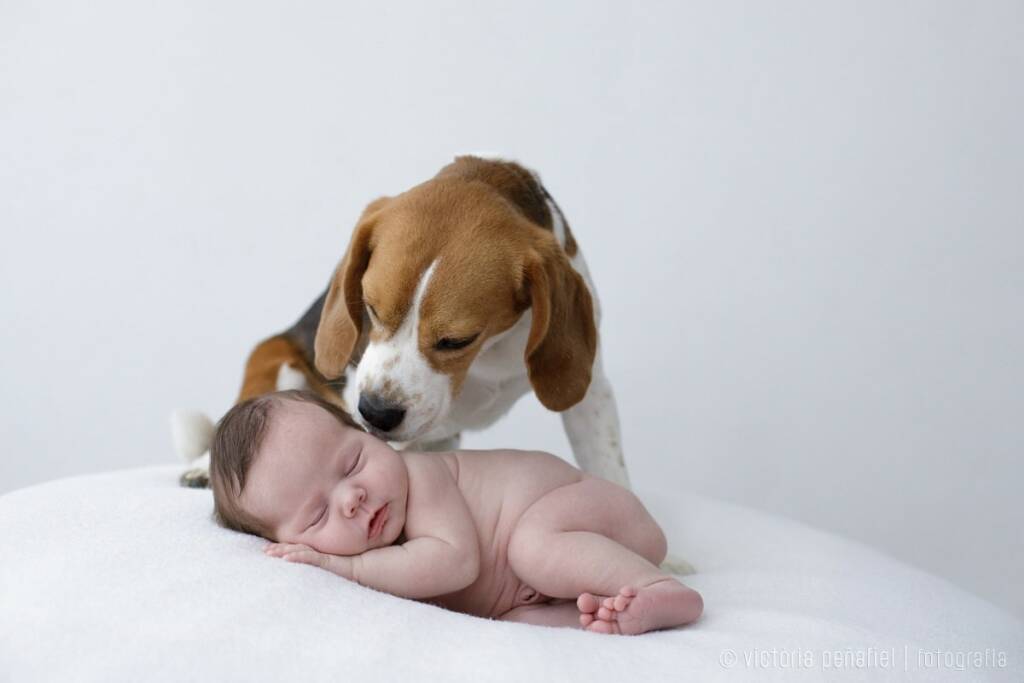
[314,197,390,379]
[521,247,597,411]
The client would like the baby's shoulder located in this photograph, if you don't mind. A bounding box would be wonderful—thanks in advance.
[449,448,583,484]
[402,450,460,485]
[451,448,570,467]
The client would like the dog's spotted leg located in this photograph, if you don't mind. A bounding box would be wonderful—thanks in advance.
[561,352,629,489]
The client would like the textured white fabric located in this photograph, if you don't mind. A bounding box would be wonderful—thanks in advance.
[1,465,1020,682]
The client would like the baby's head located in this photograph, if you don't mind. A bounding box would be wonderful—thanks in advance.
[210,389,408,555]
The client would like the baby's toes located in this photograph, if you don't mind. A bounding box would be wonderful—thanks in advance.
[597,606,616,621]
[576,593,601,614]
[586,619,618,635]
[613,593,633,611]
[579,613,595,627]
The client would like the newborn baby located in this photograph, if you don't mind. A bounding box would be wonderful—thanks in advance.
[210,389,703,635]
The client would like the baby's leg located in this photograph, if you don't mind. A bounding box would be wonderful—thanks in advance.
[507,477,703,635]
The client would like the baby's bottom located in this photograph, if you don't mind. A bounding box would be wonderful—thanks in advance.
[499,476,702,635]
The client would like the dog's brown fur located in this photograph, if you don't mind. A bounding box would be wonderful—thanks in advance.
[237,156,591,417]
[313,156,594,411]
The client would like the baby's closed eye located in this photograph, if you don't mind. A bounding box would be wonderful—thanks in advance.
[308,506,327,530]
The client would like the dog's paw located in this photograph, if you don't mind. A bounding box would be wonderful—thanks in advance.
[179,466,211,489]
[660,553,697,576]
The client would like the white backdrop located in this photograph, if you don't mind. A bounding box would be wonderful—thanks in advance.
[2,1,1021,619]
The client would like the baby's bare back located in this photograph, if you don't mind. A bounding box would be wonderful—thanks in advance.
[428,449,584,618]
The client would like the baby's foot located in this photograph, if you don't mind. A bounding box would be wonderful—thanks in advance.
[582,580,703,635]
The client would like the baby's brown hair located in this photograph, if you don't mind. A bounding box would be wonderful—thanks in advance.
[209,389,362,538]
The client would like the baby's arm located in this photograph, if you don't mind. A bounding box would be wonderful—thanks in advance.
[352,457,479,598]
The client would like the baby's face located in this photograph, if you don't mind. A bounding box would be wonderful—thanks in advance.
[239,399,408,555]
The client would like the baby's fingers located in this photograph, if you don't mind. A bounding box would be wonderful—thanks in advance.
[264,542,312,557]
[282,549,328,569]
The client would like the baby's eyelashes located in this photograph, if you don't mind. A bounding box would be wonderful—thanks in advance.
[308,506,327,530]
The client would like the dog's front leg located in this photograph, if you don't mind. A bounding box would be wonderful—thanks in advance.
[561,353,630,488]
[179,452,211,488]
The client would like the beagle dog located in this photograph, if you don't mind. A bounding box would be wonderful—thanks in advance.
[179,156,628,488]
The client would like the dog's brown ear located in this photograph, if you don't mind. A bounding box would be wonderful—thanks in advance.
[314,198,390,379]
[522,248,597,411]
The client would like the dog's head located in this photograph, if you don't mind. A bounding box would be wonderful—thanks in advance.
[313,157,597,442]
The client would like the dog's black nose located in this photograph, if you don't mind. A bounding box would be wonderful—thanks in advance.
[358,394,406,433]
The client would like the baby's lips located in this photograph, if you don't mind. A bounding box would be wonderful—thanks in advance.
[367,503,389,538]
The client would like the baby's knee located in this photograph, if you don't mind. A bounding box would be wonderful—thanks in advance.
[625,492,667,564]
[507,525,549,576]
[647,521,668,565]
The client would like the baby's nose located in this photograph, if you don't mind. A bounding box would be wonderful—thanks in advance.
[344,487,366,517]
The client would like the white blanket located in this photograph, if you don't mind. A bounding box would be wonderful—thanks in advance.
[1,465,1021,682]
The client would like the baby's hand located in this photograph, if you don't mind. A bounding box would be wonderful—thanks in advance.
[264,542,357,581]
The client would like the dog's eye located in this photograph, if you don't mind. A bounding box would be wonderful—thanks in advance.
[435,333,479,351]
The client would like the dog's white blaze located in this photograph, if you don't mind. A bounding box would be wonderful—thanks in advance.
[355,260,450,440]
